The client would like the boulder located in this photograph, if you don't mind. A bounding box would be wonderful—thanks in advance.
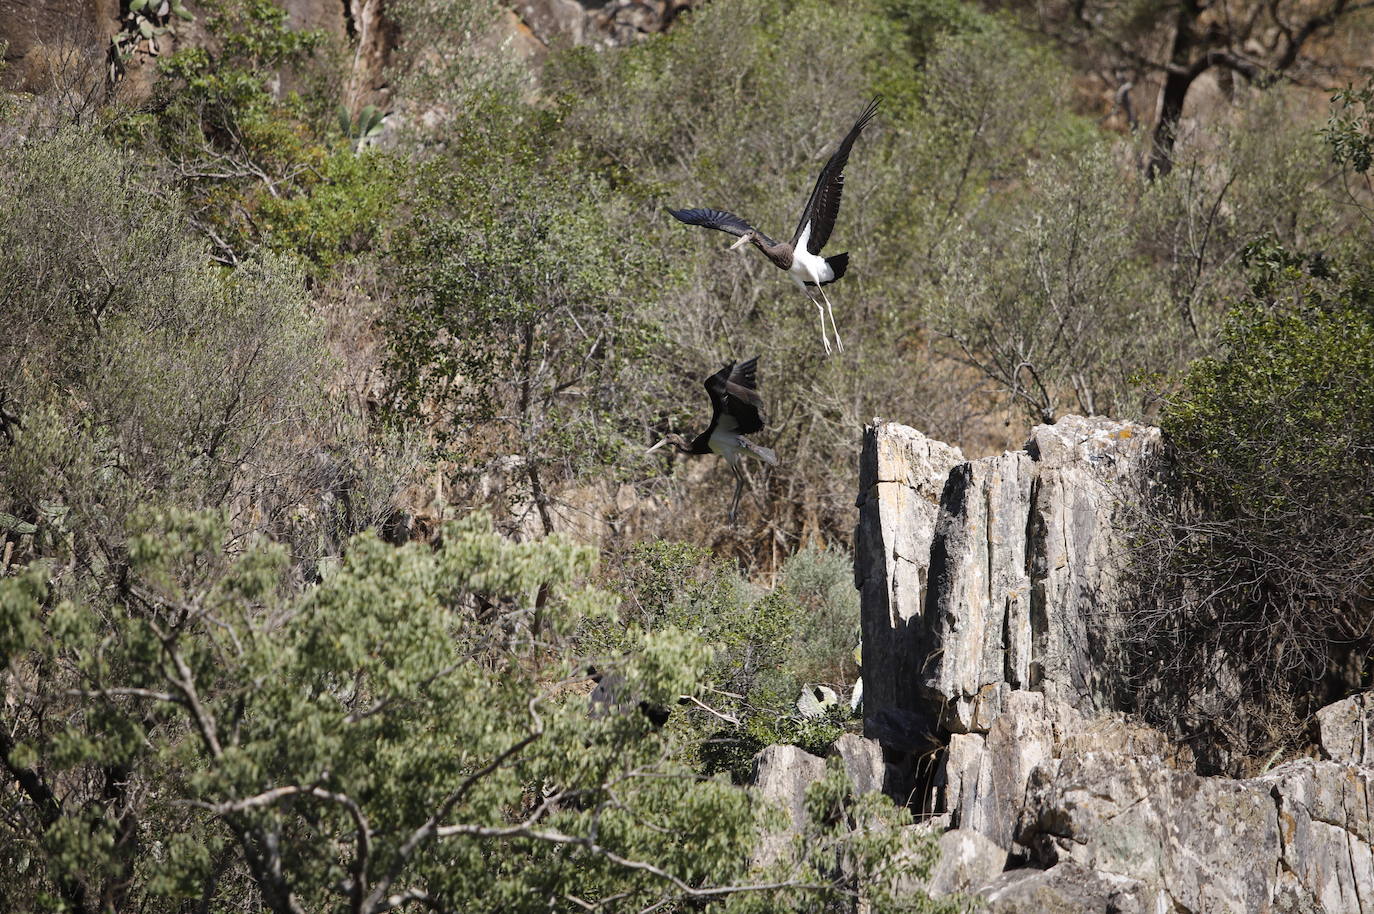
[925,828,1007,897]
[1317,692,1373,766]
[1018,752,1279,913]
[1022,417,1160,713]
[828,733,885,797]
[749,744,827,867]
[980,861,1149,914]
[1257,759,1374,914]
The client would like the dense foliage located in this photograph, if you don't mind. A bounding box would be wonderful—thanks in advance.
[1125,239,1374,769]
[2,506,952,912]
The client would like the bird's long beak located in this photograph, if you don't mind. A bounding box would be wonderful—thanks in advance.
[729,235,751,251]
[646,437,669,454]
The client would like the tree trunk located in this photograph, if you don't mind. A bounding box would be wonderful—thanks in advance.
[1146,4,1203,180]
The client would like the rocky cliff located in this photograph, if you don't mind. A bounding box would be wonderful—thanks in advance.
[846,416,1374,912]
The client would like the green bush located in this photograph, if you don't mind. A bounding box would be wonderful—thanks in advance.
[1126,240,1374,768]
[122,0,398,268]
[600,542,862,781]
[0,512,944,912]
[382,108,665,532]
[0,128,402,575]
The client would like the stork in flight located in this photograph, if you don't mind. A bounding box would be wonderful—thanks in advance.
[646,356,777,523]
[669,97,880,355]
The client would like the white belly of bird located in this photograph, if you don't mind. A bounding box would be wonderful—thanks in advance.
[708,428,744,468]
[789,223,832,285]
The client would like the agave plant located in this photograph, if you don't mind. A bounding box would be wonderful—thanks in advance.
[112,0,194,63]
[337,103,387,151]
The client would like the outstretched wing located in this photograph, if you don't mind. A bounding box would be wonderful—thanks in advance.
[791,97,880,255]
[669,207,755,238]
[703,356,765,436]
[668,208,779,247]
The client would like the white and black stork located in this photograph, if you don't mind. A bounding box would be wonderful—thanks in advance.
[646,356,777,523]
[669,97,880,355]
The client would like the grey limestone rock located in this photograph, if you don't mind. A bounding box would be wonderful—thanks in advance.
[854,417,1374,913]
[858,416,1161,741]
[748,744,826,867]
[854,421,965,728]
[1257,759,1374,914]
[1317,692,1374,766]
[924,828,1007,897]
[828,733,885,797]
[980,861,1148,914]
[940,690,1175,851]
[1015,753,1374,913]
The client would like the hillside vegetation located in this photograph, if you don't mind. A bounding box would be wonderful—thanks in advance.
[1,0,1371,909]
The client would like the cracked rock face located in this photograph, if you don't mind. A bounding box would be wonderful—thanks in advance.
[854,417,1374,912]
[1318,693,1374,766]
[1017,753,1374,914]
[854,422,966,725]
[856,416,1160,735]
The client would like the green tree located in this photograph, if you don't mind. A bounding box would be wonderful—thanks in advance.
[1,512,946,912]
[383,109,664,536]
[1125,240,1374,768]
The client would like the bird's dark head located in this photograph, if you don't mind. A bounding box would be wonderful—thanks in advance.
[646,433,692,455]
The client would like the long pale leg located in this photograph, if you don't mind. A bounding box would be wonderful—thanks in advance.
[812,296,832,355]
[817,283,843,352]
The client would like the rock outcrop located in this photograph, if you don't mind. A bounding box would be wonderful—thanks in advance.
[1318,693,1374,766]
[857,415,1160,736]
[1017,753,1374,913]
[855,416,1374,913]
[1,0,394,105]
[748,736,889,868]
[512,0,690,49]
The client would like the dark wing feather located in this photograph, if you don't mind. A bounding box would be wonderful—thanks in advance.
[791,97,880,255]
[703,357,765,436]
[669,207,756,238]
[724,356,762,407]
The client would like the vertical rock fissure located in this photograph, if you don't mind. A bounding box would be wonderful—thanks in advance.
[856,418,1374,911]
[1344,778,1368,914]
[1025,475,1045,690]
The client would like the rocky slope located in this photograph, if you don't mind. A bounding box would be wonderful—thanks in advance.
[759,417,1373,913]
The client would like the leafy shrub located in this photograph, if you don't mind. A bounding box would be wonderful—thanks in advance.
[123,0,398,268]
[382,108,665,533]
[600,541,862,780]
[0,128,402,575]
[1126,240,1374,769]
[0,512,943,912]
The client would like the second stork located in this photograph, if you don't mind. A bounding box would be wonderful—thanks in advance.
[647,356,777,524]
[669,97,880,354]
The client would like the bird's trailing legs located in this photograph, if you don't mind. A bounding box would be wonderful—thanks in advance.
[803,285,842,355]
[728,464,746,524]
[812,297,832,355]
[816,283,844,353]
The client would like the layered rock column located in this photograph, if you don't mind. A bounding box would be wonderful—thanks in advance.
[853,422,965,728]
[855,415,1161,737]
[855,416,1374,912]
